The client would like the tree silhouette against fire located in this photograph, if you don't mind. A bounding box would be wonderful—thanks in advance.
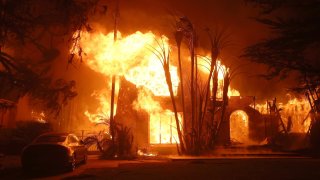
[0,0,103,119]
[244,0,320,151]
[151,17,234,155]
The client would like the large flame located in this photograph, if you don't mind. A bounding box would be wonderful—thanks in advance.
[198,57,240,97]
[254,96,311,133]
[74,30,237,144]
[150,110,182,144]
[75,30,180,144]
[279,97,312,133]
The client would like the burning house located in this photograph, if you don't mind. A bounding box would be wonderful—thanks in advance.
[0,28,312,155]
[70,30,288,154]
[65,27,314,155]
[72,31,185,152]
[0,0,318,164]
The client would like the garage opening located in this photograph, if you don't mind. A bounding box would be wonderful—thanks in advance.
[230,110,250,144]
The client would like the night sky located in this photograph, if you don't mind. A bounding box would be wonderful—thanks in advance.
[105,0,299,102]
[1,0,299,103]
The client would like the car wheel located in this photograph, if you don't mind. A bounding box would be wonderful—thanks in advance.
[67,154,76,172]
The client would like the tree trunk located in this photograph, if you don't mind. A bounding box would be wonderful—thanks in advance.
[176,33,187,136]
[164,68,186,153]
[215,72,229,143]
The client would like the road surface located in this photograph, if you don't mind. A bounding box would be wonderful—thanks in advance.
[1,155,320,179]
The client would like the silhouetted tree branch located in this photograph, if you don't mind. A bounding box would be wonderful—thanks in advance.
[243,0,320,89]
[0,0,104,116]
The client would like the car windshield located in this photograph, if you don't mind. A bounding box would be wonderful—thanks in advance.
[35,135,67,143]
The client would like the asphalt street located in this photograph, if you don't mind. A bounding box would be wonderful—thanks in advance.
[1,155,320,180]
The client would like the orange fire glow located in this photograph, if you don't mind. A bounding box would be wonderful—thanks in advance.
[230,110,249,143]
[74,31,180,143]
[198,57,240,97]
[279,97,312,133]
[31,110,46,123]
[149,110,182,144]
[254,96,311,133]
[73,30,239,144]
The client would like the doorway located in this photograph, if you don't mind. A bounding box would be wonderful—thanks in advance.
[230,110,250,144]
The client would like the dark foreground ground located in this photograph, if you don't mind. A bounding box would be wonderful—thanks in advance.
[1,154,320,180]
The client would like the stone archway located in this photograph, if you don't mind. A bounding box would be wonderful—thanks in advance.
[208,97,265,145]
[229,110,250,144]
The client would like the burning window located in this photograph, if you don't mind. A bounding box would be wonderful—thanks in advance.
[149,110,182,144]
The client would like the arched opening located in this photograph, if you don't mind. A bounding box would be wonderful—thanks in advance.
[230,110,250,144]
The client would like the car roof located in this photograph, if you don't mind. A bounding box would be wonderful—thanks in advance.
[39,132,72,137]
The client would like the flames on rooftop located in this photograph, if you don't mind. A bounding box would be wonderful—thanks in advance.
[70,30,311,146]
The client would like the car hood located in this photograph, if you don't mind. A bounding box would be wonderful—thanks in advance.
[31,142,66,146]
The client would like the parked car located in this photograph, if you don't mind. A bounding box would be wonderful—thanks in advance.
[21,132,87,172]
